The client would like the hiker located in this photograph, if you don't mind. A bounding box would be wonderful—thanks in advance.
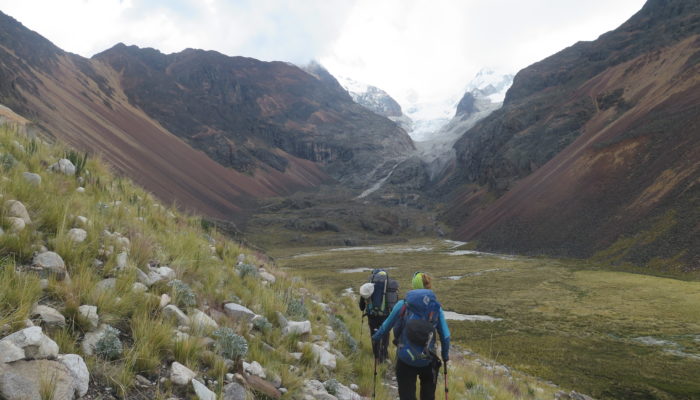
[372,272,450,400]
[359,269,399,363]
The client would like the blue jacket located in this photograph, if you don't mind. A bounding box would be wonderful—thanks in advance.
[371,293,451,361]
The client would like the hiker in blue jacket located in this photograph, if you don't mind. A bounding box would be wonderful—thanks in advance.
[372,272,450,400]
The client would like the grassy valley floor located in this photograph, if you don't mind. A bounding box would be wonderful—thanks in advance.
[268,239,700,400]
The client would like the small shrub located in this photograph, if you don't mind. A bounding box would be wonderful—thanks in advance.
[286,298,308,319]
[236,263,257,278]
[212,327,248,361]
[95,326,123,360]
[1,153,16,171]
[168,279,197,308]
[252,316,272,333]
[324,379,340,395]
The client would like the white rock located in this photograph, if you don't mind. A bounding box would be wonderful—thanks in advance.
[259,271,276,284]
[31,304,66,329]
[0,359,76,400]
[163,305,190,327]
[156,266,176,280]
[0,340,25,363]
[75,216,89,226]
[22,172,41,186]
[50,159,76,175]
[132,282,148,293]
[174,331,190,342]
[5,200,31,224]
[190,309,218,330]
[223,303,256,322]
[332,381,362,400]
[116,251,128,269]
[243,361,266,379]
[58,354,90,397]
[12,140,25,152]
[224,382,247,400]
[289,352,303,361]
[160,293,171,308]
[67,228,87,243]
[76,186,86,193]
[32,251,67,280]
[326,326,337,342]
[192,379,216,400]
[78,305,99,330]
[0,227,4,235]
[170,361,196,386]
[117,236,130,250]
[7,217,25,232]
[310,343,336,370]
[0,326,59,359]
[95,278,117,292]
[283,320,312,336]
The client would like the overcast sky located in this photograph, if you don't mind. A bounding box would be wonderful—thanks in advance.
[0,0,646,108]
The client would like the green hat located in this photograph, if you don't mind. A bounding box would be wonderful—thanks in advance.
[412,272,425,289]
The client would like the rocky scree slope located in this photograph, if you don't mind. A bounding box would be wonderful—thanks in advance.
[0,123,371,400]
[439,0,700,270]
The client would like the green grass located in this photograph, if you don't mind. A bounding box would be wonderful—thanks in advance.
[272,239,700,400]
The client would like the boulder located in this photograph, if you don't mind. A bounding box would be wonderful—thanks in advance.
[81,324,113,356]
[159,293,171,308]
[78,305,99,330]
[32,251,68,281]
[31,304,66,329]
[49,159,76,176]
[131,282,148,293]
[163,305,190,327]
[5,200,31,224]
[22,172,41,186]
[57,354,90,397]
[76,187,85,193]
[192,379,216,400]
[283,320,312,336]
[6,217,25,232]
[0,341,24,363]
[223,303,256,322]
[302,380,337,400]
[243,361,266,379]
[170,361,196,386]
[116,252,128,270]
[329,381,362,400]
[259,271,276,284]
[310,343,336,370]
[95,278,117,293]
[0,326,59,360]
[223,382,247,400]
[0,359,77,400]
[190,309,218,330]
[67,228,87,243]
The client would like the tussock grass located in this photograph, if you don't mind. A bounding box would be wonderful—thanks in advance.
[0,258,42,330]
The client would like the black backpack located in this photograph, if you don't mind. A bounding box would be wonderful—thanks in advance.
[366,269,399,317]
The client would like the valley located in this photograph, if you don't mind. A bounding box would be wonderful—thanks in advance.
[269,240,700,400]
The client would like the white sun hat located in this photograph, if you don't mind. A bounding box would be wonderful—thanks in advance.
[359,282,375,298]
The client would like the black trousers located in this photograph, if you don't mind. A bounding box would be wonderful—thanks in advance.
[368,315,389,362]
[396,357,441,400]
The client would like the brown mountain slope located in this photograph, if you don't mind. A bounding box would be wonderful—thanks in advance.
[92,44,414,186]
[0,11,418,221]
[441,0,700,269]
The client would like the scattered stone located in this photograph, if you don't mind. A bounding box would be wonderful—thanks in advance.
[116,252,128,269]
[31,304,66,329]
[223,382,247,400]
[0,340,24,363]
[0,326,59,360]
[7,217,25,232]
[327,380,362,400]
[326,326,337,341]
[246,375,282,399]
[302,380,337,400]
[58,354,90,397]
[76,187,85,193]
[0,359,77,400]
[243,361,266,379]
[283,320,312,336]
[160,293,171,308]
[259,271,276,284]
[132,282,148,293]
[74,216,89,226]
[95,278,117,293]
[170,362,196,386]
[135,374,152,388]
[163,305,190,327]
[192,379,216,400]
[32,251,68,280]
[49,158,76,175]
[22,172,41,186]
[289,352,302,361]
[5,200,30,224]
[81,324,114,356]
[309,343,336,370]
[67,228,87,243]
[78,305,99,330]
[224,303,256,322]
[190,309,218,330]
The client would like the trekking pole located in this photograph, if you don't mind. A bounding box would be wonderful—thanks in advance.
[372,354,378,399]
[444,360,449,400]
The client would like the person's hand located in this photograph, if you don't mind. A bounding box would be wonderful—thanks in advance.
[442,350,449,362]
